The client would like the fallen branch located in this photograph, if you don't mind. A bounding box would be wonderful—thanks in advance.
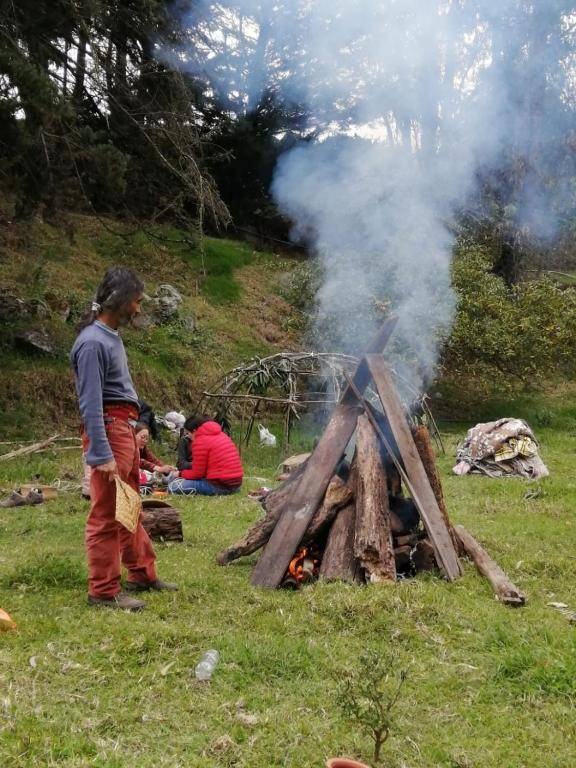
[0,434,60,462]
[0,437,80,446]
[454,525,526,607]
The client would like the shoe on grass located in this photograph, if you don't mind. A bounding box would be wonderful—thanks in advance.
[24,490,44,506]
[0,491,27,508]
[125,578,178,592]
[88,591,145,611]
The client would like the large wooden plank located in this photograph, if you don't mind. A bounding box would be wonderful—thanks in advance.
[251,317,398,588]
[365,355,462,581]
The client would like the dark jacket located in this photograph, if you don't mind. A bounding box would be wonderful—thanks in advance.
[177,434,192,471]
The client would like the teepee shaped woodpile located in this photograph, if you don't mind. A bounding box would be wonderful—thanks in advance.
[218,319,526,605]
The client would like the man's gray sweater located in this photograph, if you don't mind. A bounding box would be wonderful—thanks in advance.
[70,321,139,466]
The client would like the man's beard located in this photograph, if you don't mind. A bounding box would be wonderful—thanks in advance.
[119,311,136,328]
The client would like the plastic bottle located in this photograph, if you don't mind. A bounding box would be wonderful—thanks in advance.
[195,649,220,681]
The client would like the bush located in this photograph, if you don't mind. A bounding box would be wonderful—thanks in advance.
[441,242,576,403]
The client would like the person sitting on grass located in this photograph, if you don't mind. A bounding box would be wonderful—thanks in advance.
[136,422,178,491]
[168,415,243,496]
[135,423,177,484]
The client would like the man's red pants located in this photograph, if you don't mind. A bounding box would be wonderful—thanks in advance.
[83,418,157,598]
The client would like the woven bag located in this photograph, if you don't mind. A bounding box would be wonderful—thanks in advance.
[115,477,142,533]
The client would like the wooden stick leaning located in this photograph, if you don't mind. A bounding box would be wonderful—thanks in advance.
[251,317,398,588]
[412,424,459,551]
[0,434,60,462]
[345,358,462,581]
[454,525,527,606]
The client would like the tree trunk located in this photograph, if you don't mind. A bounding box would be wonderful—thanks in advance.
[319,503,364,584]
[141,505,183,542]
[73,28,88,105]
[454,525,526,606]
[354,415,396,582]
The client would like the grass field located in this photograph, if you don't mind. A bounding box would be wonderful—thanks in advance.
[1,423,576,768]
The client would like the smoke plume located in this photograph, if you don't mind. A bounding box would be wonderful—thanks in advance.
[162,1,576,388]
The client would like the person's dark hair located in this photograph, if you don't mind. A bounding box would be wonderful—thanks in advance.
[184,415,210,433]
[76,267,144,333]
[134,422,149,434]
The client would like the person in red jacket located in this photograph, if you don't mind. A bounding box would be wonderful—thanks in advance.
[168,416,243,496]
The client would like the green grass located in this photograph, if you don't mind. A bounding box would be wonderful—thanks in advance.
[1,422,576,767]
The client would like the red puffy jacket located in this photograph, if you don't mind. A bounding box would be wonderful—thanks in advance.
[180,421,243,487]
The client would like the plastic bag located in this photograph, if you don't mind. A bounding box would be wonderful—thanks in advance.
[258,424,277,447]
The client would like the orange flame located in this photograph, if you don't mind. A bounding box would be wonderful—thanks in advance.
[287,546,320,584]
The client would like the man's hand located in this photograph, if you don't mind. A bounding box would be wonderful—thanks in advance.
[94,459,118,482]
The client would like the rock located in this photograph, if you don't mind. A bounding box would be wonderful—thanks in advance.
[149,284,183,324]
[15,329,56,355]
[182,315,196,332]
[156,284,182,302]
[0,289,28,322]
[28,299,50,319]
[44,293,71,322]
[131,313,153,330]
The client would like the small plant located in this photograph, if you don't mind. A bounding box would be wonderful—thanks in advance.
[336,649,408,766]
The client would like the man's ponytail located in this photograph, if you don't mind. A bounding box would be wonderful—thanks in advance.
[76,268,143,333]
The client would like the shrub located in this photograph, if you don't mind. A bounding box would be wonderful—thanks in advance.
[441,242,576,402]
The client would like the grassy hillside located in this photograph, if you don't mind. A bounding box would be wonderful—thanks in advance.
[0,216,300,436]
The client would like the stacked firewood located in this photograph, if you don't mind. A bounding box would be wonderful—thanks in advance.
[217,322,526,605]
[218,418,526,604]
[219,420,444,585]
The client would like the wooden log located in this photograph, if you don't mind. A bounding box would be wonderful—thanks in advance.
[282,453,311,475]
[251,317,398,588]
[319,502,364,584]
[302,475,353,544]
[216,462,307,565]
[394,533,420,548]
[0,434,60,462]
[364,356,462,581]
[354,415,396,582]
[393,545,413,571]
[386,461,402,497]
[412,539,437,572]
[454,525,526,606]
[141,505,183,542]
[389,496,419,534]
[412,424,459,550]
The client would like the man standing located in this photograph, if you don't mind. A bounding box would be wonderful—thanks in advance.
[71,267,177,611]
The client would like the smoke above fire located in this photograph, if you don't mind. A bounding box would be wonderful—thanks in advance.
[162,1,576,388]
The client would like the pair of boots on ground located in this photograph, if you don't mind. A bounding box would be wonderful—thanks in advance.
[0,488,44,507]
[89,578,179,611]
